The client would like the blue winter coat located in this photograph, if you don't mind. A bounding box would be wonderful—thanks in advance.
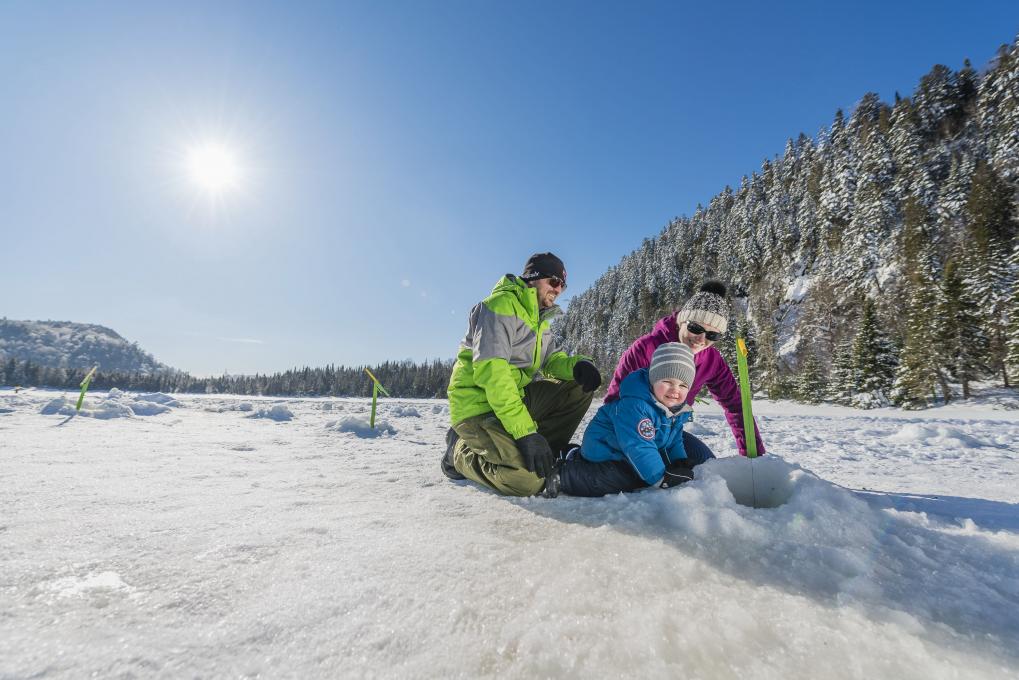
[581,368,693,485]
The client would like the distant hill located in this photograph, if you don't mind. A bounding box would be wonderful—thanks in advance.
[0,319,171,374]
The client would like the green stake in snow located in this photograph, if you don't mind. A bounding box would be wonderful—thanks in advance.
[735,339,758,458]
[364,368,391,429]
[76,365,98,412]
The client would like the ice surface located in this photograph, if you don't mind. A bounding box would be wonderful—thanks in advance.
[2,388,1018,678]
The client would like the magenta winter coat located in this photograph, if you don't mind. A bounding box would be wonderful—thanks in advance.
[603,314,766,457]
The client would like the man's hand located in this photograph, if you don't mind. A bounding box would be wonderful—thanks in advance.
[572,360,602,393]
[515,432,554,479]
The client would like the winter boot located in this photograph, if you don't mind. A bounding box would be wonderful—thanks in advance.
[542,469,561,498]
[441,428,466,481]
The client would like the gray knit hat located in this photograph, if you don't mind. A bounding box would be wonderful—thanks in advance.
[675,280,730,334]
[649,342,696,387]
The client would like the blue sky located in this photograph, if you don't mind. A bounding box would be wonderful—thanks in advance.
[2,1,1016,376]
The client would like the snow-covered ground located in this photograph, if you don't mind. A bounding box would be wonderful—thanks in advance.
[2,387,1018,679]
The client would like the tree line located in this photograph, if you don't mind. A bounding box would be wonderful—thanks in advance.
[1,357,454,399]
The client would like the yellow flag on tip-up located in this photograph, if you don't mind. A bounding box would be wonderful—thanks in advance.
[734,339,757,458]
[364,368,391,429]
[76,366,98,412]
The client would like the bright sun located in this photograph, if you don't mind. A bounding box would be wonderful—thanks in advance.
[186,142,242,194]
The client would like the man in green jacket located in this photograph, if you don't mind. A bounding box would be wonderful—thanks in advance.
[442,252,602,497]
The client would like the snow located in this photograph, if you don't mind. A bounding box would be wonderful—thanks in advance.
[784,274,811,303]
[248,403,294,421]
[2,387,1018,678]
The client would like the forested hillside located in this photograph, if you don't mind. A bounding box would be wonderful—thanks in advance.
[557,37,1019,408]
[0,319,169,375]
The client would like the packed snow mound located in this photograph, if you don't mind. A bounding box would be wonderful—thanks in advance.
[548,455,1019,645]
[38,390,178,418]
[326,416,396,437]
[389,405,421,417]
[39,397,73,416]
[249,404,294,421]
[126,400,172,416]
[134,392,180,407]
[889,423,991,448]
[39,395,135,419]
[204,401,254,413]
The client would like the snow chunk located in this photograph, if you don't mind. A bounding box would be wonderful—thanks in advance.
[326,416,396,437]
[889,423,991,449]
[40,397,73,415]
[134,392,180,407]
[127,400,172,416]
[248,405,294,421]
[390,405,421,417]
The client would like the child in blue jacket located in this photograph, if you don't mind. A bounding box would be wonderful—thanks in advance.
[558,342,704,497]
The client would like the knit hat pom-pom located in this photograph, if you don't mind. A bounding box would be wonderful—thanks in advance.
[699,280,727,297]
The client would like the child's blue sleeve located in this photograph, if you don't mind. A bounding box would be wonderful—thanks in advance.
[664,415,690,464]
[611,399,667,485]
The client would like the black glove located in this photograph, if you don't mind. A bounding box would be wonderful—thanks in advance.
[515,432,554,479]
[660,462,695,489]
[572,360,602,393]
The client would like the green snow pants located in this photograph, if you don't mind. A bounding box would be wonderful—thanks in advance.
[451,378,593,497]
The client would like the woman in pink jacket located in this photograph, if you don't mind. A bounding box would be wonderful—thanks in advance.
[603,281,765,464]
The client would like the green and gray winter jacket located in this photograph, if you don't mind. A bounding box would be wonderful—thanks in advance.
[448,275,589,439]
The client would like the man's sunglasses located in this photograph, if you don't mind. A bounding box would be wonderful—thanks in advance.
[539,274,566,290]
[686,321,722,342]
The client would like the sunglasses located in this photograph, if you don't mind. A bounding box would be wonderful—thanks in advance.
[540,274,566,290]
[685,321,722,342]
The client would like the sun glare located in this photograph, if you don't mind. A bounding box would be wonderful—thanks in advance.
[186,143,242,194]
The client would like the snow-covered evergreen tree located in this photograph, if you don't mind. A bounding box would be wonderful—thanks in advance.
[892,198,944,408]
[849,300,899,408]
[794,349,827,404]
[826,339,856,405]
[960,160,1016,386]
[1006,242,1019,384]
[939,257,988,399]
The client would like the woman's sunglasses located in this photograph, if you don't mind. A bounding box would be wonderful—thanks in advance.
[686,321,722,342]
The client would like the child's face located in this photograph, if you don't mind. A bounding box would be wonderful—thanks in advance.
[653,378,689,409]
